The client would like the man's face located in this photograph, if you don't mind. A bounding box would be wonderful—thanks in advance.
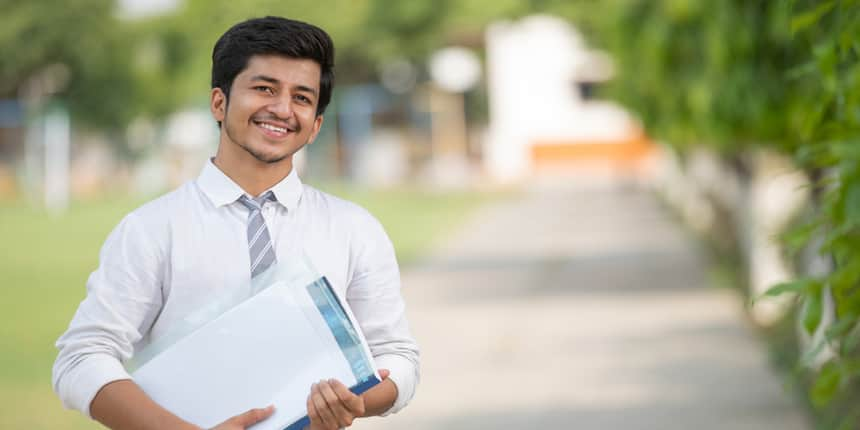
[211,55,323,165]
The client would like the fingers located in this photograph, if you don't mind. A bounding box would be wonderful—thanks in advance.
[307,379,364,429]
[309,382,340,429]
[226,405,275,428]
[306,395,323,430]
[328,379,365,417]
[319,381,352,427]
[378,369,390,380]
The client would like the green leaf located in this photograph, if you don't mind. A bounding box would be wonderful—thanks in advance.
[800,93,835,140]
[782,222,819,254]
[830,141,860,160]
[821,223,856,252]
[795,142,834,166]
[829,259,860,291]
[811,361,842,406]
[825,316,857,341]
[791,1,836,33]
[844,321,860,354]
[846,359,860,377]
[843,180,860,222]
[786,60,818,80]
[760,278,817,298]
[802,286,824,335]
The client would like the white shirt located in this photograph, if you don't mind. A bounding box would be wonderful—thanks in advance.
[53,160,420,419]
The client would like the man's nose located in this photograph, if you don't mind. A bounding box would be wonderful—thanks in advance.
[266,96,293,119]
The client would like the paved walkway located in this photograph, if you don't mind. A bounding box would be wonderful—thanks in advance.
[354,182,810,430]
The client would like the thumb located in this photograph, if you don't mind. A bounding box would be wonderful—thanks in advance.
[378,369,390,380]
[231,405,275,427]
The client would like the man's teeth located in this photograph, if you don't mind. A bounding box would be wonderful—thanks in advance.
[259,122,287,133]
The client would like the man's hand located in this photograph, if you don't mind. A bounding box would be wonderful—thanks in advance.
[306,379,364,430]
[305,369,391,429]
[212,405,275,430]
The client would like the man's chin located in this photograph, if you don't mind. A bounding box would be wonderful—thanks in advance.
[242,145,291,164]
[255,153,291,164]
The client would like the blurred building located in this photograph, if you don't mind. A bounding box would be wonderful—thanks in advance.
[484,15,653,182]
[0,13,663,204]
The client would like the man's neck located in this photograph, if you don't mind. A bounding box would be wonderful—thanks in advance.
[211,154,292,198]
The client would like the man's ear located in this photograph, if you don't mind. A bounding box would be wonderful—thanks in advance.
[307,115,324,145]
[210,87,227,124]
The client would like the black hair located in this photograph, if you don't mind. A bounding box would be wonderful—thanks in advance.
[211,16,335,117]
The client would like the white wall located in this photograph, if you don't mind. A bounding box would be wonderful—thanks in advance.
[484,15,639,182]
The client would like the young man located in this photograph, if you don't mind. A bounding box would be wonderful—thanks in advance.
[52,16,419,430]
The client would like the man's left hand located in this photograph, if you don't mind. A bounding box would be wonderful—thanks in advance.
[306,378,365,429]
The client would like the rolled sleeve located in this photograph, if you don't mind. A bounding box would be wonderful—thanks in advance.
[52,213,165,416]
[53,353,131,417]
[346,211,420,415]
[374,353,419,415]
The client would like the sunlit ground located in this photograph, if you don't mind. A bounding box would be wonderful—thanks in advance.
[353,182,810,430]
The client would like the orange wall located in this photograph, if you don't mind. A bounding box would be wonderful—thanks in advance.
[530,134,654,169]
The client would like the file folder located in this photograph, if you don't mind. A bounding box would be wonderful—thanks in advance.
[128,261,380,430]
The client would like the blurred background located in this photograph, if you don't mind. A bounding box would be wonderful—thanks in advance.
[2,0,859,429]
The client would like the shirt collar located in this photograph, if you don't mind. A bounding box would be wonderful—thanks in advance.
[196,159,303,211]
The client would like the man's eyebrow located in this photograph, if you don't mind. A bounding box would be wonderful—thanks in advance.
[248,75,280,85]
[248,75,317,96]
[294,85,318,96]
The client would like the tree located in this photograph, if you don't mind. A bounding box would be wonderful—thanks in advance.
[582,0,860,427]
[0,0,141,129]
[779,1,860,427]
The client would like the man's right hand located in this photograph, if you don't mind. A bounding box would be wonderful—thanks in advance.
[211,405,275,429]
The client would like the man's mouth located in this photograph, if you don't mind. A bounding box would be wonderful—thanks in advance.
[252,119,295,138]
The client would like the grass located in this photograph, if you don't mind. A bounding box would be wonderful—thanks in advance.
[0,185,500,429]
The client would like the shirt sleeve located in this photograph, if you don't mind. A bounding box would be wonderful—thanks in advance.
[52,212,166,417]
[345,212,420,415]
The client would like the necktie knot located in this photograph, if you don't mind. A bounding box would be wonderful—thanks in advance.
[238,191,276,212]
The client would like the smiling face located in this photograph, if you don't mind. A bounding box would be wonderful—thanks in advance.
[211,54,323,168]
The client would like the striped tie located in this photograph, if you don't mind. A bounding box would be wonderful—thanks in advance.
[238,191,277,278]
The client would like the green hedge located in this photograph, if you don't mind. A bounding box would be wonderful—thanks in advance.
[592,1,860,428]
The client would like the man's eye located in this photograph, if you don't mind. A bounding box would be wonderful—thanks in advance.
[255,86,274,95]
[295,94,311,103]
